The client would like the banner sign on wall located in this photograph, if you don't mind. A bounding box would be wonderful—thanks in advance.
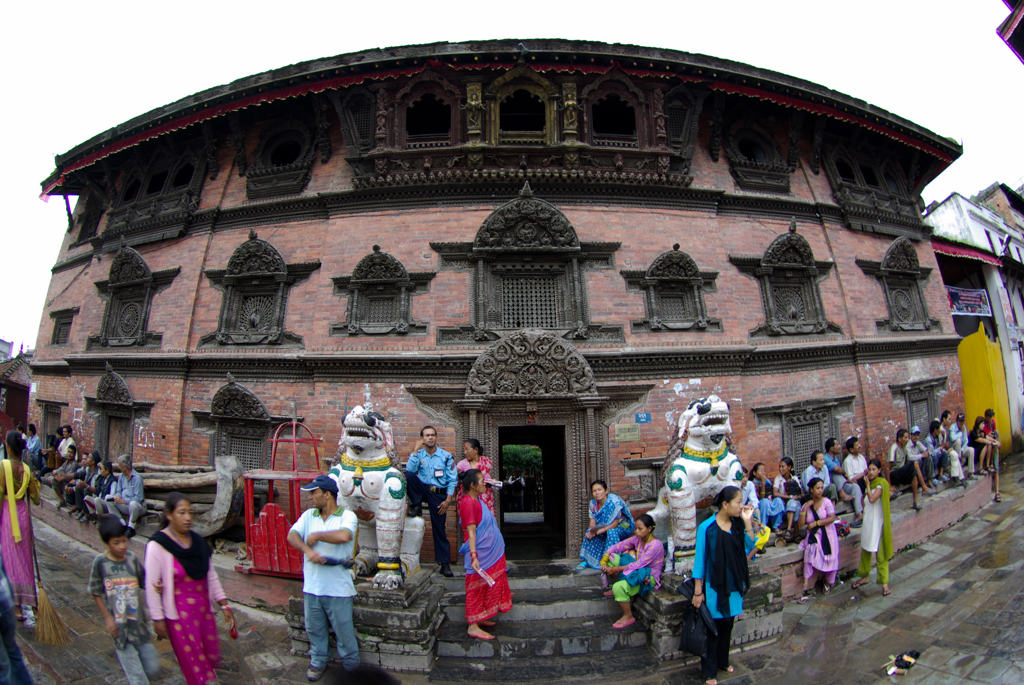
[947,287,992,317]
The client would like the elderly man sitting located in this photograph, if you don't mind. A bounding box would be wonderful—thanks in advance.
[97,456,145,538]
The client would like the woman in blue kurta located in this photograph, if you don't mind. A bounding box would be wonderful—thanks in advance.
[577,480,635,582]
[692,486,756,685]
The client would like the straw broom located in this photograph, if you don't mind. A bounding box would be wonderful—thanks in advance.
[26,499,71,646]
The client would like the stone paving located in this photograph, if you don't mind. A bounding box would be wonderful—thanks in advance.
[10,458,1022,685]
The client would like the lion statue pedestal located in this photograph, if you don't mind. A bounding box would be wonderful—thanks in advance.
[650,395,742,575]
[328,406,425,590]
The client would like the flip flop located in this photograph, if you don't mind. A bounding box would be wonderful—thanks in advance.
[603,590,614,597]
[852,579,869,589]
[882,588,892,597]
[995,495,1002,503]
[469,632,496,641]
[613,618,636,629]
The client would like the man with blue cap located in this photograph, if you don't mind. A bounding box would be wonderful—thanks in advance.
[287,475,359,682]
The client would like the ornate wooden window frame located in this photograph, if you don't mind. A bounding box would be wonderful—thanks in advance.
[330,245,435,336]
[752,395,855,473]
[621,244,721,332]
[485,64,560,146]
[200,231,320,348]
[720,113,793,193]
[103,142,206,246]
[330,87,376,155]
[431,183,623,344]
[856,236,938,332]
[83,363,154,462]
[580,70,647,150]
[661,84,708,175]
[88,243,180,350]
[394,70,462,150]
[729,222,842,338]
[890,377,946,431]
[822,139,926,239]
[48,307,79,346]
[245,117,320,200]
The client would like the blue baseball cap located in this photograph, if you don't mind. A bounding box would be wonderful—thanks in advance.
[910,425,921,434]
[300,475,338,495]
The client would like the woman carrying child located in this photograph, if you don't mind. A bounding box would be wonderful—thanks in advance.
[600,513,663,629]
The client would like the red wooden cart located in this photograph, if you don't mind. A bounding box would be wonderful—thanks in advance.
[235,419,325,579]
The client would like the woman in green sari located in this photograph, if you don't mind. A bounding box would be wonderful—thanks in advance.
[852,458,892,596]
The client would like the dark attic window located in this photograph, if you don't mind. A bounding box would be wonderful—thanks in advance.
[146,170,168,195]
[592,95,636,138]
[738,137,767,164]
[122,179,141,204]
[172,163,195,189]
[270,139,302,167]
[860,164,880,188]
[835,159,857,183]
[406,94,451,138]
[666,100,688,144]
[885,172,900,194]
[500,89,545,132]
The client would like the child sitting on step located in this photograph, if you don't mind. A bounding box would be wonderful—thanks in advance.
[600,513,664,630]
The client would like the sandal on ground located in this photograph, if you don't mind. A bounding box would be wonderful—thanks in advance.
[469,631,495,641]
[603,590,614,597]
[613,617,636,629]
[912,503,923,511]
[823,583,832,595]
[882,587,892,597]
[705,680,718,685]
[995,494,1002,503]
[798,590,814,604]
[852,578,869,589]
[575,562,588,570]
[726,666,734,673]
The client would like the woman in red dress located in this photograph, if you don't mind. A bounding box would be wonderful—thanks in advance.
[458,469,512,640]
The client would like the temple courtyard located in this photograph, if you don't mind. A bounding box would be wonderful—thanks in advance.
[11,457,1023,685]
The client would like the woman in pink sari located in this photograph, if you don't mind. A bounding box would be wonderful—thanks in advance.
[145,493,236,685]
[1,430,40,626]
[798,478,840,600]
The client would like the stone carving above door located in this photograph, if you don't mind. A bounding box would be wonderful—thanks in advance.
[466,329,597,398]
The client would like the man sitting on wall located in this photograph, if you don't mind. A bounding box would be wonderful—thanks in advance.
[57,425,76,460]
[823,437,862,510]
[45,443,79,508]
[948,412,976,478]
[97,456,145,538]
[938,411,966,482]
[924,420,952,484]
[889,427,933,510]
[842,436,869,498]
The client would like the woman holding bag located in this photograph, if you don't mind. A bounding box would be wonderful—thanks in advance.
[692,486,756,685]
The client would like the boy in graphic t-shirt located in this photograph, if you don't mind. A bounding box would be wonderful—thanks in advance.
[88,515,161,685]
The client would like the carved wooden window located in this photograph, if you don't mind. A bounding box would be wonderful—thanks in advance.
[90,244,179,350]
[486,65,559,146]
[84,363,153,462]
[205,376,271,470]
[73,192,106,244]
[662,85,707,175]
[500,90,546,142]
[621,244,720,332]
[105,145,205,242]
[856,237,938,332]
[330,245,434,336]
[890,377,945,431]
[49,307,78,345]
[753,396,853,473]
[722,122,792,193]
[44,405,63,441]
[200,231,320,347]
[404,94,452,148]
[330,88,375,154]
[730,223,841,338]
[822,141,922,237]
[590,94,637,148]
[245,118,318,200]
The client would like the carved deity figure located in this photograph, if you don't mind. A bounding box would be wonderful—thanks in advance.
[649,395,742,572]
[464,83,485,132]
[328,406,424,589]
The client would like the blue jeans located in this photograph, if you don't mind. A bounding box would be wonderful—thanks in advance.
[303,593,359,671]
[115,642,160,685]
[0,606,33,685]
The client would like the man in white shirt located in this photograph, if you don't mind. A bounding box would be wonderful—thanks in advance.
[945,411,975,480]
[842,436,869,499]
[287,475,360,683]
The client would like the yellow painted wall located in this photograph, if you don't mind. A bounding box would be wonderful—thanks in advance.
[958,323,1012,453]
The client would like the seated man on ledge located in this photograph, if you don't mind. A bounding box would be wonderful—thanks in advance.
[97,456,145,539]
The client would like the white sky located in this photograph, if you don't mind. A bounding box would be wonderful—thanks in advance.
[1,0,1021,352]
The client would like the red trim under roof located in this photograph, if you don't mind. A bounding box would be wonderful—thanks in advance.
[933,241,1003,266]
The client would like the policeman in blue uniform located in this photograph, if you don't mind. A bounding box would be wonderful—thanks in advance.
[405,425,457,577]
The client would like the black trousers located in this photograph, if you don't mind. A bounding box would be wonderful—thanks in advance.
[406,472,451,565]
[702,616,735,680]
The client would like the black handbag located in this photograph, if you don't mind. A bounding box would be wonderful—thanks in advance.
[676,578,717,656]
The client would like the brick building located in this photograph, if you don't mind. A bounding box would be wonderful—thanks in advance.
[32,40,964,560]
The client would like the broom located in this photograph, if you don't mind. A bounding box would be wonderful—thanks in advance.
[25,498,72,645]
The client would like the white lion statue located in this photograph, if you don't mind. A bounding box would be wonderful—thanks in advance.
[650,395,743,573]
[327,406,425,589]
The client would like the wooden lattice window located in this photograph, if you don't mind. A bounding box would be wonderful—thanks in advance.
[500,277,561,328]
[856,237,938,332]
[752,396,854,473]
[228,434,267,472]
[621,244,721,332]
[330,245,434,337]
[44,406,63,442]
[789,421,827,474]
[890,377,945,432]
[91,245,179,350]
[49,308,78,345]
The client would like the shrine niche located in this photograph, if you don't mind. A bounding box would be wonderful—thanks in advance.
[486,63,559,146]
[330,245,435,336]
[465,329,597,398]
[580,69,646,149]
[730,222,842,338]
[719,108,794,193]
[857,236,938,332]
[432,183,622,344]
[84,363,154,463]
[200,230,320,348]
[88,243,180,350]
[621,244,721,332]
[394,69,462,149]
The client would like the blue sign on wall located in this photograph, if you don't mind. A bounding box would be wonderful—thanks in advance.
[635,413,652,424]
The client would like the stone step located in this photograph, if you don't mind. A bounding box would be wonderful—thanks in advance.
[435,615,647,659]
[442,586,618,622]
[438,562,598,593]
[427,645,657,682]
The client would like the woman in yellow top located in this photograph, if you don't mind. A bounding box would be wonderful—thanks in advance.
[1,429,41,625]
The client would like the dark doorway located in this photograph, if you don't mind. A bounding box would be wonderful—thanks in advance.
[498,425,566,560]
